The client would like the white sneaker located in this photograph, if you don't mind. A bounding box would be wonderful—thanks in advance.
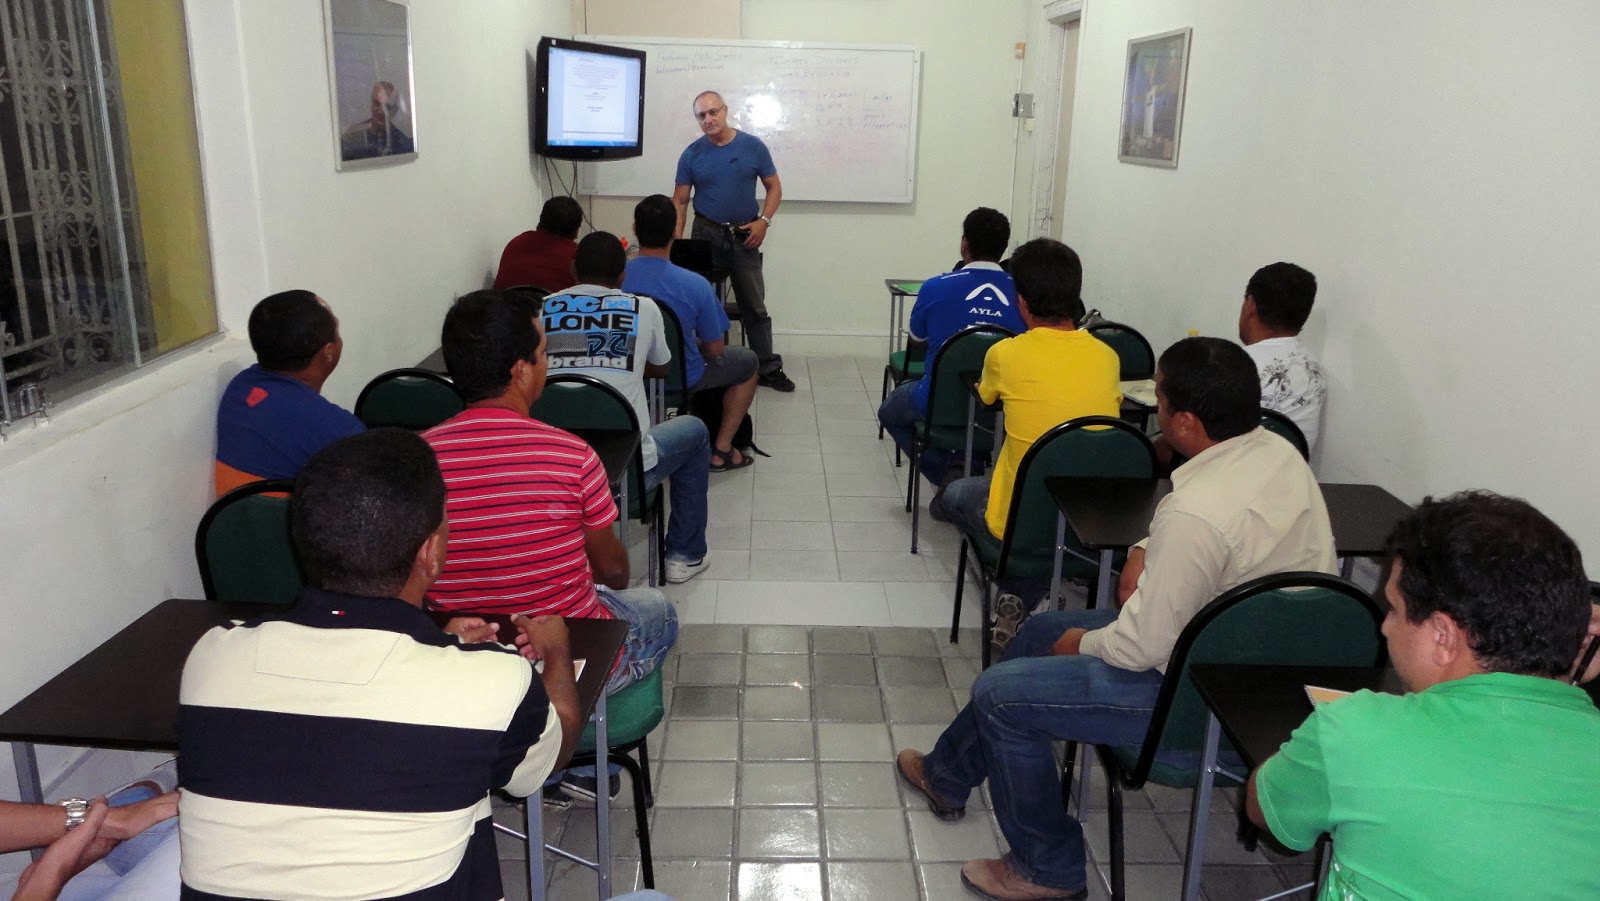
[665,557,710,584]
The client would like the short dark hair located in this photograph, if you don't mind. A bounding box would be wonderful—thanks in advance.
[1008,238,1084,323]
[1387,491,1589,677]
[574,232,627,282]
[248,290,337,371]
[536,196,584,238]
[290,429,445,597]
[440,289,542,403]
[634,195,677,249]
[962,207,1010,261]
[1156,337,1260,442]
[1246,262,1317,332]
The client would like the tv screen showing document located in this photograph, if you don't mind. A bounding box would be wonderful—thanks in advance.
[534,36,645,161]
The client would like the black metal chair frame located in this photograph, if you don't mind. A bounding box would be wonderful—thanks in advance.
[649,299,692,421]
[952,416,1156,667]
[353,367,463,430]
[195,479,298,601]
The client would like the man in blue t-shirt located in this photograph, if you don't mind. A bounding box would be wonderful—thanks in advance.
[877,207,1023,485]
[671,90,794,393]
[214,290,363,495]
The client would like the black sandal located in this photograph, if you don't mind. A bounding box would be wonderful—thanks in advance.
[710,447,755,472]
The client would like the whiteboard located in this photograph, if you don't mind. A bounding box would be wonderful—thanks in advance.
[578,37,921,204]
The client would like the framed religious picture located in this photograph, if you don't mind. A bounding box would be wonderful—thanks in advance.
[324,0,418,170]
[1118,28,1192,168]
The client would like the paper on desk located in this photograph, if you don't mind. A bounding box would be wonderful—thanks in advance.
[534,658,586,681]
[1121,379,1156,407]
[1304,684,1353,706]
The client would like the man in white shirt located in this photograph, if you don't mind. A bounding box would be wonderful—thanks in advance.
[895,337,1336,901]
[1239,262,1327,453]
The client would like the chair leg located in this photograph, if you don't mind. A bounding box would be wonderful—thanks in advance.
[655,504,666,587]
[950,539,969,644]
[879,368,891,440]
[979,579,993,669]
[637,737,655,808]
[904,437,918,513]
[1059,740,1078,812]
[1107,760,1126,901]
[910,441,923,554]
[611,750,655,889]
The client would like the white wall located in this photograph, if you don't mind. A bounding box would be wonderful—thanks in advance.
[1059,0,1600,556]
[0,0,571,847]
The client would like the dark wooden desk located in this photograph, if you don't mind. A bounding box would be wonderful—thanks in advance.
[416,346,447,374]
[1045,477,1413,609]
[1189,664,1396,768]
[569,427,639,492]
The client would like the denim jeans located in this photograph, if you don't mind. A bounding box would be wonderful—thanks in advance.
[877,380,960,485]
[692,218,781,375]
[921,608,1163,891]
[595,583,679,695]
[939,473,1052,602]
[644,414,709,563]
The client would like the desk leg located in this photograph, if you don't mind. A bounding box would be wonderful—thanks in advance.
[991,411,1004,461]
[1180,713,1222,901]
[1339,556,1355,580]
[1095,550,1113,611]
[964,395,976,475]
[14,742,43,861]
[527,791,546,901]
[594,692,611,900]
[1050,513,1065,611]
[894,295,905,356]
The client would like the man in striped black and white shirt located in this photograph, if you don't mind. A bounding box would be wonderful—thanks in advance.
[178,428,581,900]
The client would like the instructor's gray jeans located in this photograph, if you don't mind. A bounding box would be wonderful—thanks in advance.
[692,218,782,375]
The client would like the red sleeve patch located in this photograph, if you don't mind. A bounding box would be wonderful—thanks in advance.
[246,386,269,407]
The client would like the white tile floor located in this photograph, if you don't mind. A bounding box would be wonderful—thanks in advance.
[517,355,1315,901]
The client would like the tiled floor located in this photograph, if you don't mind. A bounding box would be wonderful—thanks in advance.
[507,357,1317,901]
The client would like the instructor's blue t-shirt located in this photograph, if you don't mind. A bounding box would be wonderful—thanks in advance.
[215,365,364,481]
[908,263,1023,411]
[623,256,729,388]
[675,131,776,225]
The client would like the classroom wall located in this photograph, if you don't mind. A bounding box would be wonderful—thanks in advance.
[0,0,569,835]
[1059,0,1600,556]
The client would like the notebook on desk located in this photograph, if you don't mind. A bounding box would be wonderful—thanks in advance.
[1121,379,1156,407]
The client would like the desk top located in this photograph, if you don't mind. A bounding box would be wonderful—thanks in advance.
[0,598,627,754]
[1046,477,1412,557]
[885,279,922,296]
[569,428,639,491]
[416,347,447,374]
[1189,664,1396,769]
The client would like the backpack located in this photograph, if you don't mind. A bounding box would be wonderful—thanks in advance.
[687,386,769,459]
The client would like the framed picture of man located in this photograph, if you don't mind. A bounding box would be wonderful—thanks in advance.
[1118,28,1192,168]
[324,0,417,170]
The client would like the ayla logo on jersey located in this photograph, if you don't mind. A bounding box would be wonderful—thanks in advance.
[965,282,1011,319]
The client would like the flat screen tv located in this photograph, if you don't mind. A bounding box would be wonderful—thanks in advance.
[533,36,646,161]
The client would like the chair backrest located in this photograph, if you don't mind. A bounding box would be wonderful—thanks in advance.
[669,239,715,274]
[1259,408,1310,460]
[1129,571,1386,785]
[652,299,691,416]
[353,368,464,430]
[924,324,1016,432]
[528,374,646,514]
[195,480,303,604]
[997,416,1158,573]
[1086,322,1156,381]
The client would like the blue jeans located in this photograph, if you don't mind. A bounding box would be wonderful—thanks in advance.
[596,583,679,695]
[877,380,958,484]
[939,474,1050,602]
[922,609,1164,891]
[645,415,709,563]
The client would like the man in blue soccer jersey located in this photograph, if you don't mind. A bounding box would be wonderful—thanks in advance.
[877,207,1023,487]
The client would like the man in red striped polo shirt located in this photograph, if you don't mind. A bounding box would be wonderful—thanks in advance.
[423,290,676,696]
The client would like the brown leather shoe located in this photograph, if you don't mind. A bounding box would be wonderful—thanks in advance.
[896,749,965,821]
[960,855,1088,900]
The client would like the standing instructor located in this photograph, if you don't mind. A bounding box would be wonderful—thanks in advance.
[673,90,794,392]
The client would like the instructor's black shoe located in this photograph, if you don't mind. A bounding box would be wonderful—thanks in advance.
[759,369,797,392]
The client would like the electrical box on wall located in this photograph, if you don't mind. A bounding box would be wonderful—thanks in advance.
[1013,93,1034,118]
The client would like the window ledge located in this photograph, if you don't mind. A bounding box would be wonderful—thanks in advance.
[0,334,251,468]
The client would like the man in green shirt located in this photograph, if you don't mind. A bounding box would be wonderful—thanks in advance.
[1247,490,1600,900]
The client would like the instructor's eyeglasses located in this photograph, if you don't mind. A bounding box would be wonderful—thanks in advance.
[694,106,726,121]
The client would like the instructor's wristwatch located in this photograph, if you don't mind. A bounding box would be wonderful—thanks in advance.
[758,215,772,225]
[60,797,89,832]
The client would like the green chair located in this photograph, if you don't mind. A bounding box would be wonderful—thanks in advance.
[904,324,1015,554]
[529,374,664,586]
[1260,408,1310,460]
[1086,571,1384,901]
[952,416,1156,667]
[353,368,464,430]
[567,667,666,888]
[878,338,926,454]
[195,480,302,604]
[650,300,691,422]
[1086,321,1156,381]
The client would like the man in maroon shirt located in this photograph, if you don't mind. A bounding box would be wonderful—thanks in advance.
[494,196,583,292]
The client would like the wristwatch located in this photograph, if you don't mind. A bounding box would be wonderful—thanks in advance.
[60,797,89,832]
[758,214,772,225]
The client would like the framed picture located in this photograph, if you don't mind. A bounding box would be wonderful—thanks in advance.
[324,0,417,171]
[1118,28,1192,168]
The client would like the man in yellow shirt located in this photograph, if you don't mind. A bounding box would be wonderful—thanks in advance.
[930,237,1121,561]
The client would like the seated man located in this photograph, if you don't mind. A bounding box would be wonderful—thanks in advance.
[879,206,1024,484]
[1248,491,1600,900]
[623,193,759,471]
[178,429,581,899]
[1238,261,1326,452]
[214,289,363,495]
[0,772,178,901]
[931,239,1120,556]
[494,195,583,293]
[424,289,678,693]
[898,336,1336,901]
[542,232,714,584]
